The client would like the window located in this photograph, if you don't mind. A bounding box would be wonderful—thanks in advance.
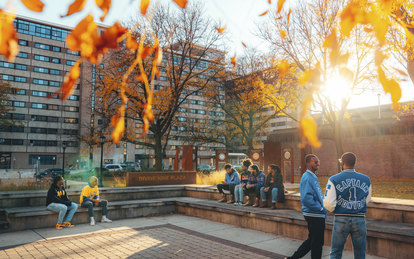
[1,74,13,81]
[34,43,50,50]
[190,100,197,105]
[31,115,47,121]
[67,49,80,55]
[190,109,196,114]
[29,155,57,165]
[13,101,25,107]
[50,69,60,75]
[15,76,27,83]
[48,105,59,110]
[32,103,47,109]
[15,64,27,70]
[18,39,28,46]
[0,139,24,145]
[34,66,49,74]
[177,117,186,122]
[16,89,26,95]
[48,116,58,122]
[63,129,79,135]
[47,128,58,134]
[198,75,206,79]
[218,95,224,99]
[51,58,60,64]
[178,107,186,112]
[209,111,215,116]
[64,106,79,112]
[159,76,167,81]
[216,112,224,117]
[0,61,14,69]
[31,127,47,134]
[64,118,78,124]
[198,100,205,105]
[99,63,104,68]
[33,78,49,85]
[276,121,286,126]
[178,126,186,131]
[66,60,76,66]
[10,113,25,120]
[17,52,28,58]
[197,110,206,115]
[32,91,48,97]
[0,126,24,133]
[52,46,61,52]
[49,81,60,87]
[68,95,79,101]
[34,54,50,62]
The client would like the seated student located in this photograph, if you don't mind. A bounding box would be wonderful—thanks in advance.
[217,163,240,203]
[260,164,285,209]
[80,176,112,226]
[234,158,252,205]
[243,165,265,207]
[46,175,78,229]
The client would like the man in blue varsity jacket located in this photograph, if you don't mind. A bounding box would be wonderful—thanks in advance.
[324,152,372,259]
[286,154,327,259]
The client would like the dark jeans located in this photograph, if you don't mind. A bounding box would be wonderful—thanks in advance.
[290,216,325,259]
[244,185,260,198]
[217,184,236,195]
[81,200,108,217]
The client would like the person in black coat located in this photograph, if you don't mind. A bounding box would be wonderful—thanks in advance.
[259,164,285,209]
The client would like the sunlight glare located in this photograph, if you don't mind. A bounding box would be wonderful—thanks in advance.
[321,76,352,109]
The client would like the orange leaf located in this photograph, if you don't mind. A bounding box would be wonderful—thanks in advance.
[99,22,128,50]
[339,1,369,37]
[66,15,99,60]
[173,0,187,9]
[57,61,81,101]
[126,32,139,51]
[0,10,19,62]
[141,46,155,59]
[277,0,286,14]
[215,26,226,34]
[278,60,289,78]
[300,116,321,148]
[140,0,150,15]
[287,9,292,25]
[375,49,386,67]
[231,56,236,69]
[111,107,125,144]
[242,42,247,48]
[95,0,111,22]
[259,10,269,16]
[378,67,401,111]
[20,0,44,12]
[62,0,86,17]
[280,29,287,39]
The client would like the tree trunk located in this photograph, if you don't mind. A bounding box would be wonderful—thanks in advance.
[154,134,163,171]
[333,122,344,172]
[407,28,414,84]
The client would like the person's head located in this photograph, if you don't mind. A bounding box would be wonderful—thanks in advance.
[242,158,252,172]
[224,163,232,173]
[250,165,259,175]
[268,164,280,175]
[305,154,319,173]
[339,152,356,169]
[53,175,64,187]
[89,176,98,187]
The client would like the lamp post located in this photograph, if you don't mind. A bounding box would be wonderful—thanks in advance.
[99,135,105,187]
[62,142,66,177]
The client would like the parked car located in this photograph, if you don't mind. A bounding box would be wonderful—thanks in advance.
[34,168,70,180]
[197,165,213,174]
[104,164,124,172]
[120,161,141,171]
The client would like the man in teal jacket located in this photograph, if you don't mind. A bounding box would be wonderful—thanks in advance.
[286,154,327,259]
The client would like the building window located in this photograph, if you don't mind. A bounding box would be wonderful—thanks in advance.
[68,95,79,101]
[64,106,79,112]
[178,126,186,131]
[34,54,50,62]
[31,127,47,134]
[34,43,50,50]
[32,90,48,97]
[52,46,61,52]
[159,76,167,81]
[10,113,25,120]
[197,110,206,115]
[31,115,47,121]
[50,69,60,75]
[34,66,49,74]
[66,60,76,66]
[178,107,186,112]
[32,103,47,109]
[64,118,78,124]
[15,64,27,70]
[48,116,59,122]
[190,109,196,114]
[198,100,205,105]
[29,155,57,165]
[177,117,186,122]
[67,49,80,55]
[0,139,24,145]
[18,39,28,46]
[48,105,59,110]
[33,78,49,85]
[51,58,60,64]
[49,81,60,87]
[15,76,27,83]
[13,101,25,107]
[17,52,28,58]
[16,89,26,95]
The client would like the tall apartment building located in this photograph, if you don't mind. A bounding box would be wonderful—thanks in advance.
[0,16,87,170]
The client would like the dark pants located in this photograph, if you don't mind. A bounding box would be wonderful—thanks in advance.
[217,184,236,195]
[244,185,260,198]
[81,200,108,217]
[290,216,325,259]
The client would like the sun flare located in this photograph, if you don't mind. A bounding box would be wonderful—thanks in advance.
[320,76,353,109]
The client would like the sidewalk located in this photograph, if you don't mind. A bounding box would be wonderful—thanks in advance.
[0,214,384,258]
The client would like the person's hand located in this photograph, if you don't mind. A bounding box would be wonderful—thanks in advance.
[93,199,100,206]
[246,184,251,189]
[265,187,270,192]
[222,181,227,184]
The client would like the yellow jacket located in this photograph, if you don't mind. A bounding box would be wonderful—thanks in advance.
[80,185,99,204]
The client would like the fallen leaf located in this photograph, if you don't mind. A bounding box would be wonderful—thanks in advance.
[0,10,19,62]
[20,0,44,12]
[140,0,150,15]
[277,0,286,14]
[62,0,86,17]
[215,26,226,34]
[173,0,187,9]
[95,0,111,21]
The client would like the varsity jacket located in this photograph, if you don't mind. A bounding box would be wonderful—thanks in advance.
[323,169,372,216]
[247,171,265,188]
[80,184,100,204]
[300,169,327,218]
[224,169,240,185]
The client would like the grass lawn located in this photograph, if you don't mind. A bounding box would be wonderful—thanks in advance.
[291,176,414,200]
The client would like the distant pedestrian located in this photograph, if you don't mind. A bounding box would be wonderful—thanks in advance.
[234,158,252,205]
[243,164,265,207]
[46,175,78,229]
[324,152,372,259]
[286,154,326,259]
[217,164,240,203]
[80,176,112,226]
[260,164,285,209]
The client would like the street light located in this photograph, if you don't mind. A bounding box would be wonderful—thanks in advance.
[62,142,66,178]
[99,135,105,187]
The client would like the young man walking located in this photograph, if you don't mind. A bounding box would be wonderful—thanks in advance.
[324,152,372,259]
[286,154,327,259]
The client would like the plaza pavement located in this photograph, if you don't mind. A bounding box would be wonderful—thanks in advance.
[0,214,384,259]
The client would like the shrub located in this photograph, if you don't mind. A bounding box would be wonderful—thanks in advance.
[196,169,226,185]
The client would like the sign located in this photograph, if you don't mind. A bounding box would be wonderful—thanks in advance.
[126,171,196,186]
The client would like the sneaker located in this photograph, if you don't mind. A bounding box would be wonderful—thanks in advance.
[234,201,239,205]
[56,224,63,230]
[227,199,235,204]
[101,216,112,223]
[90,217,95,226]
[63,222,74,228]
[218,197,227,203]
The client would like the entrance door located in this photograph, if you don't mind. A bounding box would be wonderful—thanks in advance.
[0,153,11,169]
[282,149,293,183]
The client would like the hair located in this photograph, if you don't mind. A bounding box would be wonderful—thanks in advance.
[224,163,232,169]
[305,154,317,164]
[269,164,281,174]
[89,176,98,184]
[242,158,252,168]
[250,164,259,173]
[53,175,63,185]
[341,152,356,167]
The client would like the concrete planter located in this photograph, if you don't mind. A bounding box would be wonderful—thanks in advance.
[126,171,196,186]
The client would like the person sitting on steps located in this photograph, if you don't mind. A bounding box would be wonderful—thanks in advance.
[234,158,252,205]
[260,164,285,209]
[243,165,265,207]
[217,163,240,203]
[80,176,112,226]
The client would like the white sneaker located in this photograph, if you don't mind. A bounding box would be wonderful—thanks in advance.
[90,217,95,226]
[101,216,112,223]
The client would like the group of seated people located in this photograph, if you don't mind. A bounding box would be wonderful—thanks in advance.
[46,175,112,229]
[217,158,285,209]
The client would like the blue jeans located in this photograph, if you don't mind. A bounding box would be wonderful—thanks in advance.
[47,202,78,224]
[234,184,244,203]
[330,215,366,259]
[260,187,278,203]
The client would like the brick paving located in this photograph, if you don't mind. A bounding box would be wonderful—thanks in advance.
[0,224,284,258]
